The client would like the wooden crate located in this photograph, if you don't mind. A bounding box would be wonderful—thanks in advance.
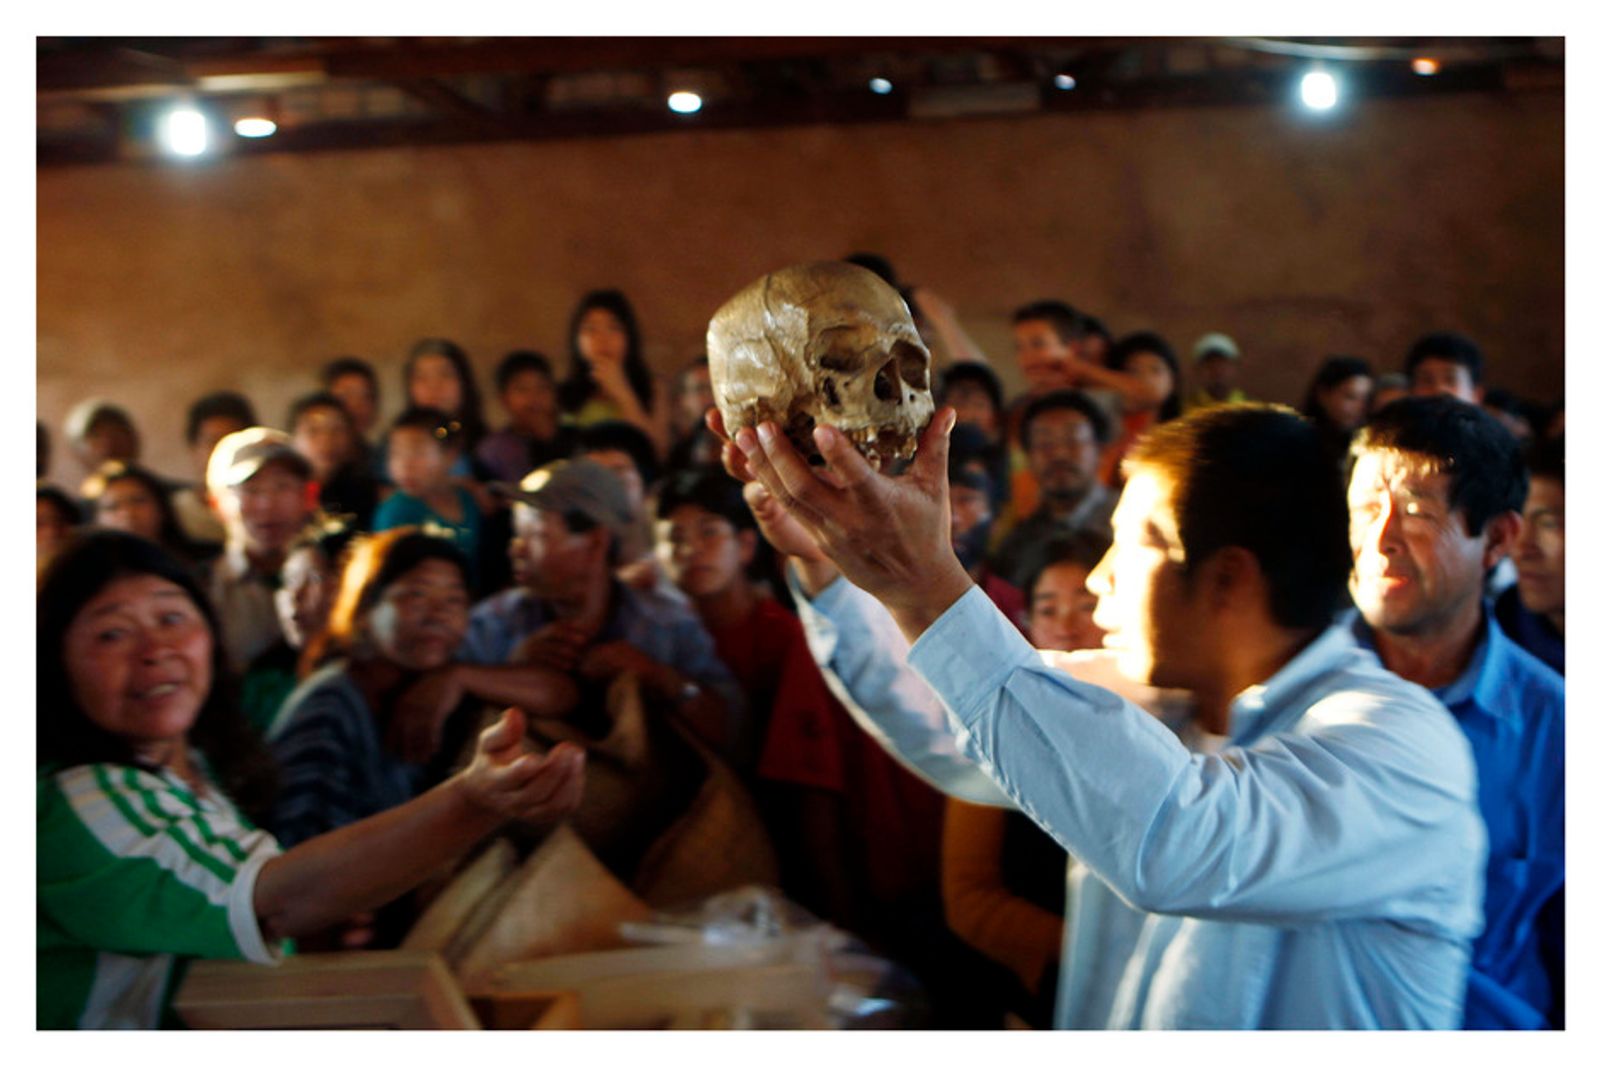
[175,951,481,1030]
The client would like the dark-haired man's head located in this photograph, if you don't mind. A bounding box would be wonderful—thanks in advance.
[653,469,759,602]
[495,350,559,440]
[1020,390,1110,509]
[1012,300,1084,395]
[939,362,1006,444]
[66,400,141,471]
[320,357,380,439]
[1089,405,1351,704]
[1513,435,1564,631]
[1405,331,1484,405]
[1347,396,1526,648]
[186,391,257,481]
[575,420,659,513]
[287,392,357,482]
[501,459,632,605]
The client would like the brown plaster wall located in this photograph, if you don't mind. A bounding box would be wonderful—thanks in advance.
[38,92,1563,485]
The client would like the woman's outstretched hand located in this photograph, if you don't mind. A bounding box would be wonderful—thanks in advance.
[457,708,585,825]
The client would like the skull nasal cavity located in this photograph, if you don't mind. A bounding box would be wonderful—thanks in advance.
[874,366,899,403]
[822,377,841,407]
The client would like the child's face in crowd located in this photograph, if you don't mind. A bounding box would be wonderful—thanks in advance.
[503,370,558,437]
[656,504,752,601]
[577,308,628,368]
[1030,560,1106,653]
[1013,320,1076,394]
[387,426,453,497]
[362,558,469,672]
[97,479,163,542]
[943,381,999,440]
[275,545,334,651]
[1123,351,1175,413]
[293,405,355,480]
[409,354,464,416]
[1318,375,1373,433]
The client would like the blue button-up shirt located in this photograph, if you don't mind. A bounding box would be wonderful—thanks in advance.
[459,579,745,749]
[797,578,1486,1029]
[1351,607,1565,1029]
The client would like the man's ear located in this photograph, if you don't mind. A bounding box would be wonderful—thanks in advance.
[1194,545,1263,615]
[1482,511,1522,571]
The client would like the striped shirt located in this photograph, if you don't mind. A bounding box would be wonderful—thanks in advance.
[266,662,425,847]
[37,762,283,1029]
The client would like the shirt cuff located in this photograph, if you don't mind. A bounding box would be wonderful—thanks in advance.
[908,584,1040,726]
[229,836,287,965]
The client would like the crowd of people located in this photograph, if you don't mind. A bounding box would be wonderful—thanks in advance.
[37,265,1565,1030]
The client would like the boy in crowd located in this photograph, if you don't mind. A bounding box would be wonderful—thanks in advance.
[1406,331,1485,404]
[1494,435,1563,674]
[476,350,575,485]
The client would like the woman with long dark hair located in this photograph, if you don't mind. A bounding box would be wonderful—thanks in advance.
[558,289,670,457]
[37,531,584,1028]
[1300,355,1374,463]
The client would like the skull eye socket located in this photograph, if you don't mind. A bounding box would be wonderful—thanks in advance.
[819,352,857,373]
[873,365,898,403]
[894,342,930,392]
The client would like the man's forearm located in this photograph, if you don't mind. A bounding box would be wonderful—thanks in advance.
[453,663,578,717]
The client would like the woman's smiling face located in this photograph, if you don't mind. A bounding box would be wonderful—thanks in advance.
[63,573,214,764]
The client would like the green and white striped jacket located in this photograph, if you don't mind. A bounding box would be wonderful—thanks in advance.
[37,761,283,1029]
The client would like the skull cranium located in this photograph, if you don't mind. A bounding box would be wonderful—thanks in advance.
[706,261,935,469]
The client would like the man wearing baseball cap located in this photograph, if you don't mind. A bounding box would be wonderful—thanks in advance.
[1185,332,1249,412]
[456,458,744,761]
[204,426,316,671]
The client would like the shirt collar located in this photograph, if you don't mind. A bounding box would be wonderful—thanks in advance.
[1347,603,1509,721]
[1436,605,1513,720]
[1227,623,1359,744]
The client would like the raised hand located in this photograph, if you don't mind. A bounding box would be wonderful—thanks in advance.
[729,406,974,639]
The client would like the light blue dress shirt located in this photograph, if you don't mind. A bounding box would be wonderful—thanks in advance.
[795,578,1487,1029]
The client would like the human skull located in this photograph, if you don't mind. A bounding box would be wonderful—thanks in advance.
[706,261,935,469]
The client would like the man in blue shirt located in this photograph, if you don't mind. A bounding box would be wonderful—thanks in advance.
[460,458,745,763]
[715,402,1485,1028]
[1346,397,1564,1029]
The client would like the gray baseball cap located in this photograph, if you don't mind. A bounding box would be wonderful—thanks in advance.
[491,457,634,535]
[206,427,312,495]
